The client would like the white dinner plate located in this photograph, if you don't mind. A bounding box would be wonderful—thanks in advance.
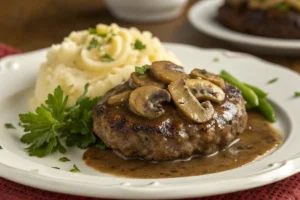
[0,43,299,199]
[188,0,300,56]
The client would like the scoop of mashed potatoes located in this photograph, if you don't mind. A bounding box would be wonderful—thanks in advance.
[31,24,181,109]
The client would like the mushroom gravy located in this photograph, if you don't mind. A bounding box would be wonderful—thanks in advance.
[84,111,282,178]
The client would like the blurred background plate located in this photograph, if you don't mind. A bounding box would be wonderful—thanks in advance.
[188,0,300,56]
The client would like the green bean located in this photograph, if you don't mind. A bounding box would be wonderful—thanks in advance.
[220,70,259,107]
[258,98,276,122]
[244,83,268,98]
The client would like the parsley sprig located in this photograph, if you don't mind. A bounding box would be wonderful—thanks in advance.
[19,84,106,158]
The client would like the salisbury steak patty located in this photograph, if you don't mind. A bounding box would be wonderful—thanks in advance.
[93,82,247,161]
[218,3,300,39]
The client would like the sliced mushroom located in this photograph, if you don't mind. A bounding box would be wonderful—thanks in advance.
[108,91,131,105]
[190,69,225,89]
[129,86,171,119]
[150,61,188,84]
[168,79,215,123]
[185,79,225,103]
[129,72,165,89]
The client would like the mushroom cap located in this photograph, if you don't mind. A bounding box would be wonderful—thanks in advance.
[185,79,225,103]
[190,69,225,89]
[129,86,171,119]
[129,72,165,89]
[150,61,188,84]
[168,79,215,123]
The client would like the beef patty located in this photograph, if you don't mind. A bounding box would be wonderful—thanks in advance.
[218,3,300,39]
[92,82,247,161]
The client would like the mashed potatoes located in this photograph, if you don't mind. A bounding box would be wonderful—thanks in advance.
[31,24,181,109]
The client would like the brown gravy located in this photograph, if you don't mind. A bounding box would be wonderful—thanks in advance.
[83,111,282,178]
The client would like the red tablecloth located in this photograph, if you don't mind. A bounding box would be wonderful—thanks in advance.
[1,43,300,200]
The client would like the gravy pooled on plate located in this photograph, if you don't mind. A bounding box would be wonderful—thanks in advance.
[84,111,282,178]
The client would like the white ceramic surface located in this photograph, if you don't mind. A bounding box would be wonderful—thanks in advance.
[0,43,299,199]
[105,0,188,23]
[188,0,300,56]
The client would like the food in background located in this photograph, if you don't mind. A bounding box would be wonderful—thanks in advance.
[218,0,300,39]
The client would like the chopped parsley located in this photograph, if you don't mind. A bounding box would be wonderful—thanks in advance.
[0,145,2,150]
[135,65,150,75]
[295,92,300,97]
[133,39,146,50]
[52,167,60,169]
[4,123,16,129]
[101,54,114,62]
[99,33,107,38]
[59,157,70,162]
[267,77,278,84]
[213,57,219,62]
[70,164,80,173]
[19,84,104,158]
[87,38,99,50]
[88,27,98,35]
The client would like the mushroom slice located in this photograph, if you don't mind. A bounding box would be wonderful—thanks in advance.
[129,72,165,89]
[108,91,131,105]
[129,86,171,119]
[150,61,188,84]
[185,79,225,103]
[190,69,225,89]
[168,79,215,123]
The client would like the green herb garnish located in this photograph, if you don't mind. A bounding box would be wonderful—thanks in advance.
[59,157,70,162]
[52,167,60,169]
[88,27,98,35]
[19,84,104,158]
[101,54,114,62]
[135,65,150,75]
[213,57,219,62]
[0,145,2,150]
[87,38,99,50]
[133,39,146,50]
[4,123,16,129]
[295,92,300,97]
[70,164,80,173]
[267,77,278,84]
[99,33,107,38]
[89,27,107,38]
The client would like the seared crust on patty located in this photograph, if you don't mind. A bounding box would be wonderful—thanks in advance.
[218,3,300,39]
[92,82,247,161]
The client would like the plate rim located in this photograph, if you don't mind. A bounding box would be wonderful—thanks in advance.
[0,43,300,199]
[188,0,300,49]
